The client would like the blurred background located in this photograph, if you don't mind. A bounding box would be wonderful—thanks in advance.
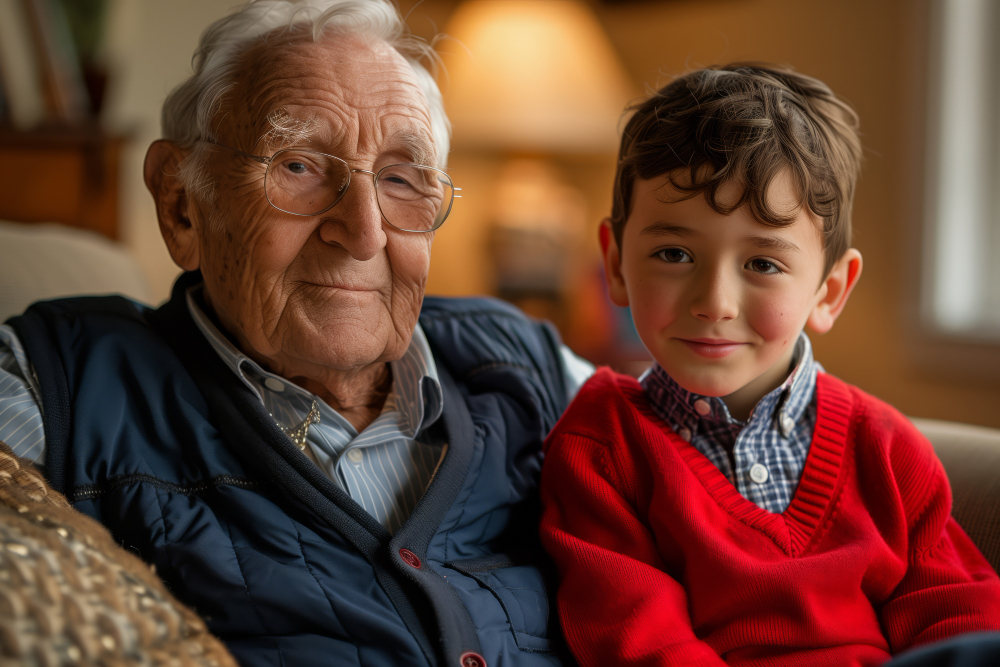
[1,0,999,428]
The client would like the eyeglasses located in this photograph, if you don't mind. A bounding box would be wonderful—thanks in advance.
[206,141,460,232]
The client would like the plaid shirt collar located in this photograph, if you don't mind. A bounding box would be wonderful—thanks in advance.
[641,332,818,438]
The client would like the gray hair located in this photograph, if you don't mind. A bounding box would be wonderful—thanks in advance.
[161,0,450,199]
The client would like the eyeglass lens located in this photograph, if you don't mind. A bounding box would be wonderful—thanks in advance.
[263,149,454,231]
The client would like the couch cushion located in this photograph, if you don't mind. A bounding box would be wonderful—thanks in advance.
[913,418,1000,572]
[0,221,154,322]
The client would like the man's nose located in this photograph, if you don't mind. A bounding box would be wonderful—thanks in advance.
[318,173,386,261]
[689,266,739,322]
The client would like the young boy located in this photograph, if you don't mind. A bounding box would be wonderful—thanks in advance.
[539,64,1000,667]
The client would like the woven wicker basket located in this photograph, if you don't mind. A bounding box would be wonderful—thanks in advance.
[0,441,236,666]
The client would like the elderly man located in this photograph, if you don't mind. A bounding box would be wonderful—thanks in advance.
[0,0,591,664]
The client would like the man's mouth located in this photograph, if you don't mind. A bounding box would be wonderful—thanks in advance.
[304,281,376,292]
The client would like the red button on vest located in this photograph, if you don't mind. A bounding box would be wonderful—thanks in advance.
[459,651,486,667]
[398,548,421,569]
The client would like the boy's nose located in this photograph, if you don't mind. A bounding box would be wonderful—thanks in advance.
[689,269,739,322]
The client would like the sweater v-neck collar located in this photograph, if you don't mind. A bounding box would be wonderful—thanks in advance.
[631,372,854,557]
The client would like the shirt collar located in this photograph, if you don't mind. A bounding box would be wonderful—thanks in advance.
[185,284,443,436]
[640,332,817,435]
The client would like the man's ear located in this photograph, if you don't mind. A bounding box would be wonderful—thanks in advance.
[599,219,630,307]
[807,248,862,334]
[144,140,200,271]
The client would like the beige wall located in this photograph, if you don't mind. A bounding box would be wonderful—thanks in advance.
[108,0,1000,428]
[101,0,240,303]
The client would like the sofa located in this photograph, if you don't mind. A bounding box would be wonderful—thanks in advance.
[0,220,154,322]
[1,220,999,661]
[914,418,1000,571]
[1,220,998,568]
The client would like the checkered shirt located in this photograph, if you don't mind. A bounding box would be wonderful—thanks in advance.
[640,333,820,514]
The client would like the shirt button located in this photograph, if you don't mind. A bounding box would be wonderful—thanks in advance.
[749,463,769,484]
[347,448,364,463]
[693,399,711,416]
[780,413,796,435]
[264,378,285,392]
[459,652,487,667]
[399,548,421,569]
[678,427,692,441]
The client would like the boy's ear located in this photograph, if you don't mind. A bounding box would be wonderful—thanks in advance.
[807,248,862,334]
[599,219,630,307]
[144,140,201,272]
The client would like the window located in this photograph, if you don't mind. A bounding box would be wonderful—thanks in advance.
[923,0,1000,339]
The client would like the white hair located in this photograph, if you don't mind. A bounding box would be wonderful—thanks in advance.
[161,0,450,198]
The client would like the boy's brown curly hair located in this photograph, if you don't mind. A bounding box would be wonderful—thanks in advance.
[610,64,862,277]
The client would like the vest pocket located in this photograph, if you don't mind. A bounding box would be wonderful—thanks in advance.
[444,554,555,653]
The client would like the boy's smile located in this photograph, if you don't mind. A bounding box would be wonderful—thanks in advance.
[602,170,862,420]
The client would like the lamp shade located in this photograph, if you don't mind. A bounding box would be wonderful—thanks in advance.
[440,0,636,154]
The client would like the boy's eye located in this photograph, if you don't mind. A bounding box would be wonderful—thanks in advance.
[747,258,781,274]
[656,248,692,263]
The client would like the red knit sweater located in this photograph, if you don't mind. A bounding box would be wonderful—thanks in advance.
[540,368,1000,667]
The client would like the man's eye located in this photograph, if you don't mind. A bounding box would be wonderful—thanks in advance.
[656,248,692,263]
[286,161,308,174]
[748,259,781,274]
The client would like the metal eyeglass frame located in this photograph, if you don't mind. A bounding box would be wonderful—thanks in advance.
[204,140,461,232]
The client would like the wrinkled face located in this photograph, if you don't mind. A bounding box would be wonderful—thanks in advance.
[192,36,437,374]
[605,172,829,409]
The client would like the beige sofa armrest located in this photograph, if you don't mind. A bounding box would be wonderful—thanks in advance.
[913,418,1000,572]
[0,221,155,322]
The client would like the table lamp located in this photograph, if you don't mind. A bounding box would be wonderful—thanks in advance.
[439,0,635,326]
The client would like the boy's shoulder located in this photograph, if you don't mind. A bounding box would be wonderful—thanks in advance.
[818,371,945,510]
[549,367,652,441]
[818,370,932,450]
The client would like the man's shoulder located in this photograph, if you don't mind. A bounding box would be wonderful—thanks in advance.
[418,295,561,363]
[419,295,572,416]
[10,295,172,358]
[9,294,153,328]
[7,294,174,365]
[420,294,535,322]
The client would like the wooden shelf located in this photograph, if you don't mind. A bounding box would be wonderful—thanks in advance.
[0,126,125,240]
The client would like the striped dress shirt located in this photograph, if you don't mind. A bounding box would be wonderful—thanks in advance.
[640,333,820,514]
[0,288,594,533]
[0,325,45,463]
[184,286,446,534]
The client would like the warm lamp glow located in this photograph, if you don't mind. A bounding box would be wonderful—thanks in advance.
[440,0,636,153]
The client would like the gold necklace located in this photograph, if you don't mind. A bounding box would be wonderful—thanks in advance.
[276,399,320,450]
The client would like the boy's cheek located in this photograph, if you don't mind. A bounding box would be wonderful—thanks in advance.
[629,290,679,342]
[748,292,812,345]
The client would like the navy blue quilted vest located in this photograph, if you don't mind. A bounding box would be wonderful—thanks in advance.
[7,272,573,667]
